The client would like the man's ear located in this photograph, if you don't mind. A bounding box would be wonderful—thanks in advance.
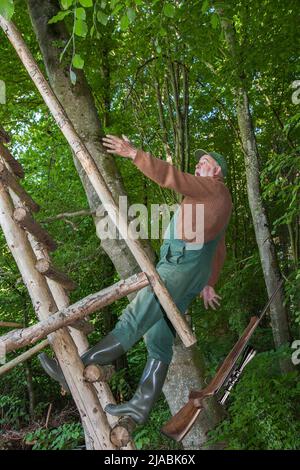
[214,165,222,176]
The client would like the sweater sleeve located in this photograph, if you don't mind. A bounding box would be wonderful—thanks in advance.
[207,234,226,287]
[133,149,218,198]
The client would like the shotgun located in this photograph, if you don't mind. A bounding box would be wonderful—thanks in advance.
[160,279,284,442]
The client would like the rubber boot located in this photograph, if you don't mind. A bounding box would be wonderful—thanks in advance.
[38,333,125,393]
[105,357,169,424]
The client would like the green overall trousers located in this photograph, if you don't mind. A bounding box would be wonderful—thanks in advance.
[111,211,224,364]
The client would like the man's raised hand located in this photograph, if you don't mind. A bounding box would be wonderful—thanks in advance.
[102,134,137,159]
[200,285,222,310]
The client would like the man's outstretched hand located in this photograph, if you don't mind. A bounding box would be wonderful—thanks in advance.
[200,285,221,310]
[102,134,138,159]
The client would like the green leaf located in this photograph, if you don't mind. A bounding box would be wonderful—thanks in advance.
[134,0,143,4]
[159,27,167,36]
[201,0,210,14]
[70,69,77,85]
[75,7,86,20]
[0,0,14,19]
[79,0,93,6]
[61,0,73,10]
[74,18,88,37]
[120,14,129,31]
[112,4,123,14]
[72,53,85,69]
[110,0,119,9]
[127,7,136,23]
[210,13,219,29]
[97,11,109,25]
[48,10,71,24]
[163,3,175,18]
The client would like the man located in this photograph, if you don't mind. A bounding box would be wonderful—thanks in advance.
[39,135,232,425]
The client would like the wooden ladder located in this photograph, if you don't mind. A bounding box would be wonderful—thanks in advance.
[0,15,197,450]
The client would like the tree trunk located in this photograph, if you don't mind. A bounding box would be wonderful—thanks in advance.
[163,334,225,450]
[218,9,292,356]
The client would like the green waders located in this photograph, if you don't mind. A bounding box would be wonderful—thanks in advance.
[111,212,225,364]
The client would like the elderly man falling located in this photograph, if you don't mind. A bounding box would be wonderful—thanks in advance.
[39,135,232,425]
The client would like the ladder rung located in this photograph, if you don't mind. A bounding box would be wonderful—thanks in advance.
[35,258,76,291]
[0,162,40,212]
[0,125,11,144]
[13,207,57,252]
[0,142,24,178]
[0,272,149,354]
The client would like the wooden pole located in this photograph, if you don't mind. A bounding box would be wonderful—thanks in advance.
[0,16,196,348]
[0,339,49,376]
[0,321,23,328]
[0,272,149,353]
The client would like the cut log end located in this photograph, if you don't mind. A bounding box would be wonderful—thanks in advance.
[110,416,136,447]
[35,258,51,274]
[35,258,77,291]
[83,364,115,383]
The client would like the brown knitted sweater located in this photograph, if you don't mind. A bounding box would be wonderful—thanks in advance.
[133,149,232,287]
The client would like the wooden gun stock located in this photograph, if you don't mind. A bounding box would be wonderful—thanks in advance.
[161,399,203,442]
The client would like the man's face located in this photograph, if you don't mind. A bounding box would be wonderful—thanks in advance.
[195,154,221,177]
